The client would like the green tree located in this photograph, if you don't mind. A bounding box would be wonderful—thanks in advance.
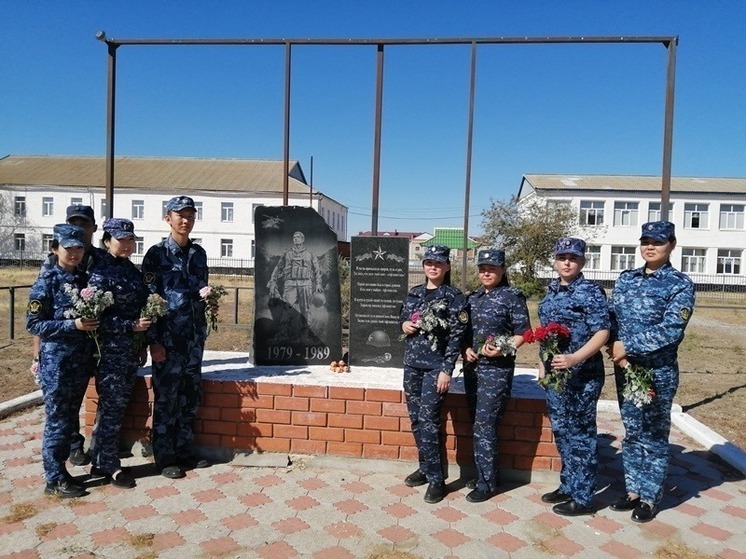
[481,195,579,298]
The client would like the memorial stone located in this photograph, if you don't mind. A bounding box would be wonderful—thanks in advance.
[349,236,409,367]
[253,205,342,365]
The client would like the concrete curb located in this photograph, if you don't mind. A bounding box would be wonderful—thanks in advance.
[0,389,42,419]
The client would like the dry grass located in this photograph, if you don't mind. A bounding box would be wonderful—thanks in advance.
[367,550,421,559]
[1,502,38,523]
[653,540,718,559]
[35,522,57,537]
[129,533,156,548]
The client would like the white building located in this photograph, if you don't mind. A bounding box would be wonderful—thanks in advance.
[518,174,746,285]
[0,155,348,266]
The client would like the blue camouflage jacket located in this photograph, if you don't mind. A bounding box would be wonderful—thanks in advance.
[26,265,88,340]
[141,236,209,347]
[467,285,530,365]
[400,283,468,375]
[609,263,695,365]
[539,273,610,376]
[88,252,149,336]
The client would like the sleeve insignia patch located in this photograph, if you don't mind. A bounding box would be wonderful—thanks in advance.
[458,310,469,324]
[28,300,42,315]
[680,307,691,322]
[144,272,155,285]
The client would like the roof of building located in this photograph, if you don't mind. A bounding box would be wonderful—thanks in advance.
[520,174,746,197]
[0,154,312,195]
[422,228,479,249]
[356,230,425,239]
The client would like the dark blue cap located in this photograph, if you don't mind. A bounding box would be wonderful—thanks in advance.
[477,248,505,267]
[165,196,196,214]
[103,218,136,240]
[53,224,85,248]
[554,237,586,257]
[423,245,450,263]
[66,204,95,224]
[640,221,675,242]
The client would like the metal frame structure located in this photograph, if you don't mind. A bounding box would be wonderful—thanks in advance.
[96,33,678,284]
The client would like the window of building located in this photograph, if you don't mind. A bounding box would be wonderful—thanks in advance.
[42,234,54,252]
[681,248,706,274]
[134,236,144,255]
[585,245,601,270]
[132,200,145,220]
[252,203,261,222]
[42,197,54,217]
[70,197,83,206]
[192,238,202,245]
[14,233,25,252]
[611,246,636,271]
[684,203,709,229]
[161,200,169,217]
[719,204,744,230]
[194,201,203,221]
[100,199,108,219]
[613,201,638,226]
[221,202,233,222]
[251,239,256,259]
[579,200,604,226]
[221,238,233,257]
[717,249,741,274]
[14,196,26,217]
[648,202,674,222]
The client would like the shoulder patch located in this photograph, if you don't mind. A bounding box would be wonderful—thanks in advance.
[28,299,42,315]
[680,307,692,322]
[144,272,156,285]
[458,310,469,324]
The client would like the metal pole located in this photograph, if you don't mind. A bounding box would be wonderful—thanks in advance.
[8,287,15,340]
[283,42,292,206]
[104,41,118,219]
[371,44,385,236]
[461,42,477,291]
[660,37,678,221]
[309,155,314,206]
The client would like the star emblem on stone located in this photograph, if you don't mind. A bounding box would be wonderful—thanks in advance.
[373,246,387,260]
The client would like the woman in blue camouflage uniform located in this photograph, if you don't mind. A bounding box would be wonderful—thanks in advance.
[608,221,694,523]
[462,248,529,503]
[26,225,99,498]
[142,196,210,479]
[537,238,610,516]
[400,245,468,504]
[87,218,152,488]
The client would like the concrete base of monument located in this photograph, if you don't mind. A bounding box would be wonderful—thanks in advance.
[84,350,561,484]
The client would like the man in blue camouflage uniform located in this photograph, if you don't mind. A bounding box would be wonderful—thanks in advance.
[538,238,610,516]
[400,245,468,503]
[142,196,210,479]
[32,204,106,466]
[87,218,151,488]
[462,248,530,503]
[27,224,98,497]
[608,221,695,523]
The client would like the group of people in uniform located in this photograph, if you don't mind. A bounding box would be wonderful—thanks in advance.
[399,220,694,523]
[27,196,211,498]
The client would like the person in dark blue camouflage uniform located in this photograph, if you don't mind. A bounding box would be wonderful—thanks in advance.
[87,218,152,488]
[538,237,610,516]
[142,196,210,479]
[608,221,695,523]
[462,248,530,503]
[32,204,107,466]
[400,245,468,504]
[27,224,99,498]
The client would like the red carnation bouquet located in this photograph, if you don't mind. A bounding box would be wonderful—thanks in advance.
[523,322,572,392]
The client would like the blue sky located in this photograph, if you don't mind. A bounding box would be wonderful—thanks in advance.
[2,1,745,240]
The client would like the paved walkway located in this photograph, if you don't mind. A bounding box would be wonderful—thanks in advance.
[1,405,745,559]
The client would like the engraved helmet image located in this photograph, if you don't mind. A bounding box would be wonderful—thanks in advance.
[312,291,326,307]
[367,330,391,348]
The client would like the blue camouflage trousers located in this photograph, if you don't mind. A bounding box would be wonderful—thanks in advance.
[91,339,139,473]
[403,366,447,484]
[152,341,204,468]
[546,375,603,507]
[38,341,91,484]
[615,363,679,505]
[464,363,513,492]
